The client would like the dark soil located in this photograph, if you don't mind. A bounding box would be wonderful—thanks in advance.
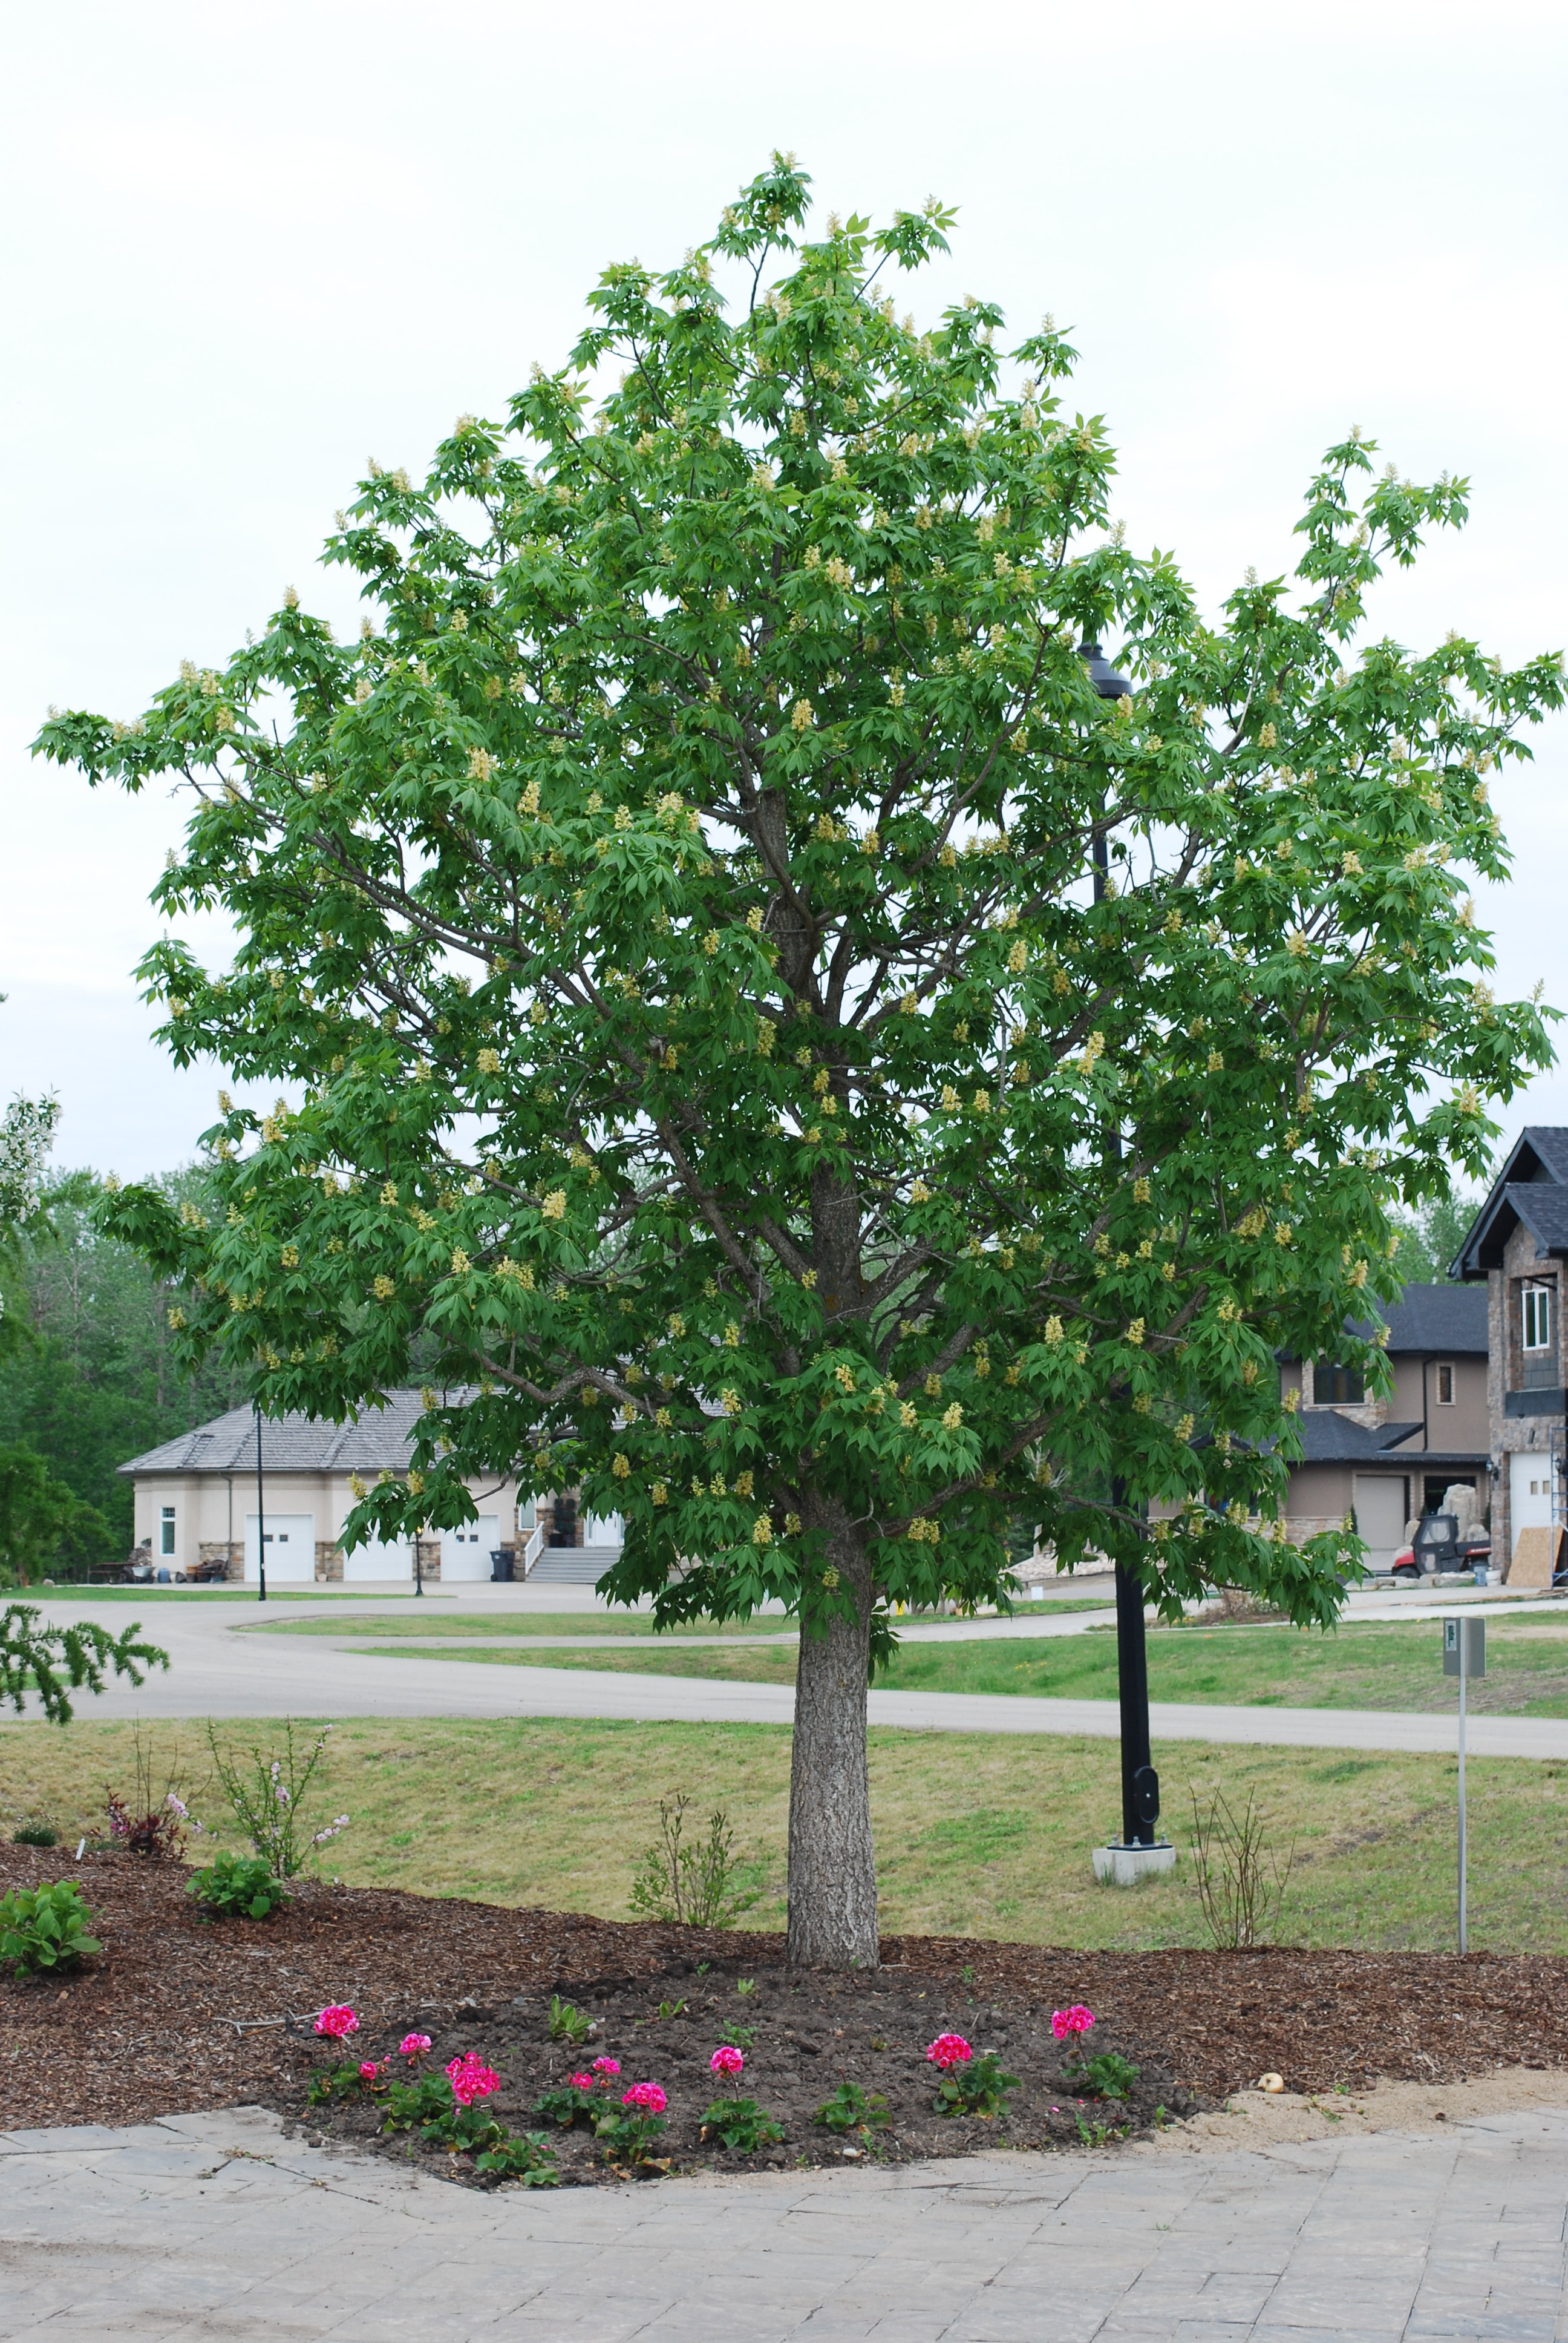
[5,1844,1568,2187]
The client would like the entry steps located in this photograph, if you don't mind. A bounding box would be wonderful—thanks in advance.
[526,1542,622,1585]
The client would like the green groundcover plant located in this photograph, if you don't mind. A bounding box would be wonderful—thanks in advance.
[36,156,1563,1967]
[189,1849,291,1920]
[0,1879,102,1976]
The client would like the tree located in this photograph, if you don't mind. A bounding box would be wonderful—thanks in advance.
[0,1169,250,1556]
[0,1601,166,1725]
[34,158,1563,1966]
[0,1443,108,1587]
[1389,1184,1488,1286]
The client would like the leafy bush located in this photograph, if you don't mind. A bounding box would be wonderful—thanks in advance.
[930,2048,1018,2120]
[472,2131,560,2186]
[381,2073,457,2132]
[699,2094,785,2152]
[105,1724,202,1858]
[593,2107,668,2169]
[815,2079,889,2135]
[189,1850,290,1921]
[629,1791,761,1928]
[206,1720,348,1878]
[1076,2049,1141,2102]
[0,1879,102,1975]
[11,1814,57,1847]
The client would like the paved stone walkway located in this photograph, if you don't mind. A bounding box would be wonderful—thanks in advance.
[2,2102,1566,2339]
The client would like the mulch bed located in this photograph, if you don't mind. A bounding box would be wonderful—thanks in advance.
[4,1844,1567,2186]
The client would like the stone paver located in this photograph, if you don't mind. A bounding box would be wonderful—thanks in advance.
[1,2105,1566,2339]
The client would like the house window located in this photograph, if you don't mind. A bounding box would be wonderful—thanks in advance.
[1435,1361,1455,1405]
[1313,1360,1364,1405]
[159,1505,176,1557]
[1523,1284,1552,1352]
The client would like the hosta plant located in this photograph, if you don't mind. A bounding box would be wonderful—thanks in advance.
[189,1850,290,1920]
[0,1879,102,1976]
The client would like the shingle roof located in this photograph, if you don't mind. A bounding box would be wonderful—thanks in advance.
[1454,1129,1568,1276]
[120,1389,439,1477]
[1296,1413,1426,1463]
[1376,1283,1488,1355]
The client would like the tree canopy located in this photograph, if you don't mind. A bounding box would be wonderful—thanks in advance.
[34,156,1563,1960]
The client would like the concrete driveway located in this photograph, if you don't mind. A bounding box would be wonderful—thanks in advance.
[5,1583,1567,1757]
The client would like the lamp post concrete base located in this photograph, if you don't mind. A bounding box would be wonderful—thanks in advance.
[1092,1840,1177,1887]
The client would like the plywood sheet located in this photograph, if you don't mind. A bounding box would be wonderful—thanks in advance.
[1508,1523,1563,1587]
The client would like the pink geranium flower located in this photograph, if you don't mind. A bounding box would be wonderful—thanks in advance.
[710,2045,745,2077]
[926,2033,972,2071]
[1051,2004,1096,2041]
[622,2081,667,2114]
[314,2005,359,2039]
[568,2071,595,2091]
[358,2060,387,2082]
[446,2054,500,2107]
[399,2032,432,2058]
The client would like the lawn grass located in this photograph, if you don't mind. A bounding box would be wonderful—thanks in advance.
[333,1617,1568,1719]
[4,1712,1566,1954]
[247,1597,1115,1640]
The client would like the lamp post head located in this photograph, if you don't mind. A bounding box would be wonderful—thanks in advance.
[1078,637,1132,701]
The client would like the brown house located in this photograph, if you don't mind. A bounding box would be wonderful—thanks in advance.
[1278,1284,1489,1568]
[1454,1127,1568,1573]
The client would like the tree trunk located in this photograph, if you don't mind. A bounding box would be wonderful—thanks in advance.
[787,1512,879,1968]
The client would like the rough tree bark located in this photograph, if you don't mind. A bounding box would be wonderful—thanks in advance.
[786,1504,879,1968]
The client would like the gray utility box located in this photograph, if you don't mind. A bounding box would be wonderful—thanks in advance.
[1443,1616,1486,1677]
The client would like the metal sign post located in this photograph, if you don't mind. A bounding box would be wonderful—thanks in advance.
[255,1401,268,1606]
[1443,1616,1486,1951]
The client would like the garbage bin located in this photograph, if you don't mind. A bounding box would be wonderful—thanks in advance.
[490,1548,514,1583]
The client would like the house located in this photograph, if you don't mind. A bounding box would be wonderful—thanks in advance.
[1278,1284,1490,1568]
[1453,1127,1568,1573]
[120,1390,624,1585]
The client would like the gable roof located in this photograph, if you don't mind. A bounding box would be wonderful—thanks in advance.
[1295,1412,1426,1462]
[1454,1129,1568,1277]
[1373,1283,1488,1355]
[120,1389,436,1478]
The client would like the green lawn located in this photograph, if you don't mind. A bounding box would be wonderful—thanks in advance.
[344,1617,1568,1718]
[249,1598,1113,1640]
[2,1712,1564,1953]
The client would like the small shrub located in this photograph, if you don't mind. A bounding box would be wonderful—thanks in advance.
[306,2062,367,2108]
[206,1719,348,1878]
[595,2081,668,2169]
[105,1723,203,1858]
[1189,1786,1295,1948]
[189,1851,290,1921]
[926,2034,1017,2119]
[699,2095,783,2151]
[547,1994,592,2045]
[472,2131,560,2186]
[11,1815,57,1848]
[815,2080,890,2136]
[0,1879,102,1976]
[1076,2050,1141,2102]
[535,2056,621,2128]
[381,2072,455,2132]
[629,1790,761,1928]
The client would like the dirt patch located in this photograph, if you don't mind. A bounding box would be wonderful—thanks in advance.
[1142,2067,1568,2155]
[4,1844,1568,2186]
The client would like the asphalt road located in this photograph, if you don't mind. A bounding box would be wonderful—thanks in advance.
[6,1582,1567,1757]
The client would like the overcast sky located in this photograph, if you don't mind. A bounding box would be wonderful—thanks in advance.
[3,0,1564,1180]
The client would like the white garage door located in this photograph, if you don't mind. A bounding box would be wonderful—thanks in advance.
[441,1516,500,1582]
[244,1513,315,1585]
[1353,1477,1408,1572]
[1511,1455,1555,1557]
[344,1535,412,1583]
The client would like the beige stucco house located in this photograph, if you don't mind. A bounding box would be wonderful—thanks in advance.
[1277,1283,1490,1568]
[120,1390,559,1584]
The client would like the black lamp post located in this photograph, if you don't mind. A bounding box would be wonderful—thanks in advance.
[1079,635,1161,1853]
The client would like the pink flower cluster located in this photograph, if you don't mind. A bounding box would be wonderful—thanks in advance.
[621,2082,667,2114]
[446,2054,500,2107]
[399,2032,433,2059]
[926,2033,973,2072]
[314,2005,359,2040]
[710,2045,745,2078]
[358,2060,387,2082]
[568,2071,595,2091]
[1051,2004,1096,2042]
[592,2056,621,2079]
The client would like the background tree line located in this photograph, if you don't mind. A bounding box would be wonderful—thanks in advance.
[0,1167,248,1578]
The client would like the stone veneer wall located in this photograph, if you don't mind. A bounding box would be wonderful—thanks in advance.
[1489,1222,1565,1570]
